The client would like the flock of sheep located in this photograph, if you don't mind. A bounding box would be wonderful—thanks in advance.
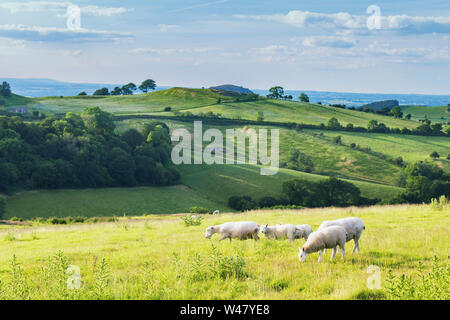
[204,217,365,262]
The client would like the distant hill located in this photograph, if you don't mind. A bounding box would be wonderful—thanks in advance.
[210,84,254,95]
[360,100,399,111]
[1,78,170,97]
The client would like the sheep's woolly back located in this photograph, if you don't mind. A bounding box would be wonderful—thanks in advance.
[303,226,346,253]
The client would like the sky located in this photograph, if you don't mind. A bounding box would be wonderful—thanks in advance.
[0,0,449,94]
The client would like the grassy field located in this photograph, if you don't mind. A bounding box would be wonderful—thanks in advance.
[3,186,228,219]
[0,203,448,299]
[22,88,234,115]
[10,88,423,130]
[183,98,421,129]
[401,105,448,123]
[3,164,403,220]
[179,164,403,206]
[308,129,450,171]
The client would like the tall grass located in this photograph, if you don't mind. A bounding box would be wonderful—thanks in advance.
[0,204,448,300]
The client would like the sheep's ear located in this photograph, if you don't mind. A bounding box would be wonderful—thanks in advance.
[265,224,268,227]
[302,247,305,251]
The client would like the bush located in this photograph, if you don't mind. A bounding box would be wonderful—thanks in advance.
[385,257,449,300]
[210,245,248,279]
[181,215,203,227]
[0,195,5,219]
[228,196,258,211]
[189,206,209,214]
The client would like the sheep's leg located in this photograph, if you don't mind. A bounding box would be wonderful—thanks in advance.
[340,245,345,261]
[318,250,323,262]
[352,236,360,253]
[330,248,336,261]
[335,246,339,254]
[253,233,260,241]
[219,234,230,241]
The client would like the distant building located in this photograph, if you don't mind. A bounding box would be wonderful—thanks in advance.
[8,107,29,114]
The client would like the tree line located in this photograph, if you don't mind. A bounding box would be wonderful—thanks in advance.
[0,107,179,194]
[80,79,157,96]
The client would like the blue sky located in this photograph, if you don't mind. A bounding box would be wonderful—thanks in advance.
[0,0,449,94]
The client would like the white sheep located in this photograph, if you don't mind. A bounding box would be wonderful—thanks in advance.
[212,210,220,215]
[205,221,260,242]
[260,223,313,242]
[318,217,365,254]
[298,226,346,262]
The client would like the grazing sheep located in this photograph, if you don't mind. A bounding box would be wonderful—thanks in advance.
[205,221,260,242]
[318,217,365,254]
[294,224,313,240]
[260,224,313,242]
[213,210,220,215]
[298,226,346,262]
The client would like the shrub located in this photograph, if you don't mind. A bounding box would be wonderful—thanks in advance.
[189,206,209,214]
[385,257,449,300]
[181,215,203,227]
[210,245,248,280]
[0,195,5,219]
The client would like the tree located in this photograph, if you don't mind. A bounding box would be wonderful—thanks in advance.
[332,135,342,144]
[285,149,314,173]
[139,79,156,93]
[122,129,144,150]
[78,91,87,96]
[0,195,5,219]
[299,93,309,103]
[390,106,403,118]
[430,151,440,160]
[81,107,115,137]
[93,88,110,96]
[257,111,264,121]
[405,114,412,120]
[267,86,284,99]
[122,83,137,95]
[327,117,342,129]
[107,147,136,186]
[0,81,12,98]
[110,87,123,95]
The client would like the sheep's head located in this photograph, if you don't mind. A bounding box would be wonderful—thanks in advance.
[298,247,308,262]
[260,224,269,234]
[205,226,215,239]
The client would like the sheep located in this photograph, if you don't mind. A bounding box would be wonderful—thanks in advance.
[318,217,365,254]
[260,223,313,242]
[212,210,220,215]
[205,221,260,242]
[298,226,346,262]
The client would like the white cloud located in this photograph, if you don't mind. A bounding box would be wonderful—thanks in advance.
[0,2,129,16]
[157,24,179,32]
[249,45,300,63]
[234,10,450,34]
[302,36,358,48]
[128,47,219,55]
[0,24,132,42]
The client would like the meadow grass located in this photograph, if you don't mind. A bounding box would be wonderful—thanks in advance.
[401,105,448,123]
[3,186,228,219]
[0,204,448,299]
[18,88,421,130]
[183,99,420,129]
[311,129,450,171]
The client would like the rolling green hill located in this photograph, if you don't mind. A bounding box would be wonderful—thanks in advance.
[401,105,448,123]
[11,87,424,130]
[4,163,404,219]
[0,93,34,108]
